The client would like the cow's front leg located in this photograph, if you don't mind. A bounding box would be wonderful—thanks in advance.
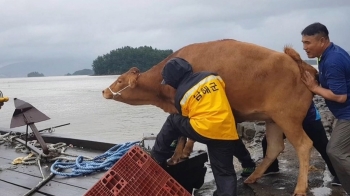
[167,136,186,165]
[181,138,194,159]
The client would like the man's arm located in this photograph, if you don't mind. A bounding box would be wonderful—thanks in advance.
[302,71,347,103]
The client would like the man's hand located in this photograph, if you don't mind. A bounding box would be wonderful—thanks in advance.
[301,71,347,103]
[301,71,319,92]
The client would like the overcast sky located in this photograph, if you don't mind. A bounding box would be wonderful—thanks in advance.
[1,0,349,68]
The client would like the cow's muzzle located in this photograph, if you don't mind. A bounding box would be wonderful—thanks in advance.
[108,85,130,98]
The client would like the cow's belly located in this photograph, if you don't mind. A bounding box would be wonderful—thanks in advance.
[233,110,272,123]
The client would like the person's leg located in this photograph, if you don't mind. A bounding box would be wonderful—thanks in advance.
[207,140,238,196]
[235,138,255,168]
[151,115,184,164]
[326,119,350,194]
[261,134,279,173]
[234,138,255,177]
[302,120,337,177]
[151,114,211,164]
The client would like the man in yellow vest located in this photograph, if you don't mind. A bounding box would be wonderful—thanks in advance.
[151,57,242,196]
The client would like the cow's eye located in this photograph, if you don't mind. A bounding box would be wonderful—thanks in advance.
[117,80,122,83]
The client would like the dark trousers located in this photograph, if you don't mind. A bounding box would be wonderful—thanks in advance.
[151,114,240,196]
[326,119,350,193]
[235,138,255,168]
[262,120,336,176]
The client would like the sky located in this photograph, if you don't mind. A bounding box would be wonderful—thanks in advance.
[0,0,349,70]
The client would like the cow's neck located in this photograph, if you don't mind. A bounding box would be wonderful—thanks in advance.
[136,66,178,114]
[153,100,178,114]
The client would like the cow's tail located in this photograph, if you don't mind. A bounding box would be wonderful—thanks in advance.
[284,46,305,78]
[284,46,319,84]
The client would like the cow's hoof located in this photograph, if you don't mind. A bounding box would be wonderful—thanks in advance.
[244,177,257,184]
[167,159,179,165]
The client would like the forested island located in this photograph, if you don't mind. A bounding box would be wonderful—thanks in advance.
[92,46,173,75]
[27,72,44,77]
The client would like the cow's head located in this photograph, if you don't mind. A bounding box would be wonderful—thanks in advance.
[103,67,140,100]
[102,67,178,113]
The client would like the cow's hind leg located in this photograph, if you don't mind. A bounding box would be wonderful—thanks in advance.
[274,117,313,196]
[244,122,284,183]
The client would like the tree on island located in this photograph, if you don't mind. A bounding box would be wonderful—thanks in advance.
[27,71,44,77]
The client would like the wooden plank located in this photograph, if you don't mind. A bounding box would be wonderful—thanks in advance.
[0,146,105,192]
[0,169,90,195]
[0,144,29,160]
[0,180,46,196]
[0,143,107,180]
[0,140,105,160]
[0,157,103,189]
[0,129,117,151]
[0,137,122,194]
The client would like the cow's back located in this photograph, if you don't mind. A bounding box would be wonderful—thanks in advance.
[170,39,313,121]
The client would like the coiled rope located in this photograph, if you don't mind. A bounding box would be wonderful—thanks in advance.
[50,141,139,177]
[0,132,140,177]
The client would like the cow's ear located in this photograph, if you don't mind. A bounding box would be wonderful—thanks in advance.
[129,73,140,88]
[128,67,140,88]
[130,67,140,74]
[129,77,137,88]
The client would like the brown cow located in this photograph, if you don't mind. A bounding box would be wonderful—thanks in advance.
[102,39,317,196]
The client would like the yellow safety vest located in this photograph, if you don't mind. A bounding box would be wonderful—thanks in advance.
[179,75,239,140]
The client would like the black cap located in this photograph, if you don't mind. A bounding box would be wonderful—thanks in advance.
[161,57,193,89]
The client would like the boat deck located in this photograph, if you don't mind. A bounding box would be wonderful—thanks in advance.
[0,141,105,196]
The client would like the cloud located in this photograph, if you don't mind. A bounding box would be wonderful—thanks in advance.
[0,0,349,71]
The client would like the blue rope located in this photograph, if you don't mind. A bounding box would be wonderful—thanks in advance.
[50,141,139,177]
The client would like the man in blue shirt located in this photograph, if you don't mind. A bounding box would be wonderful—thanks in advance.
[301,22,350,195]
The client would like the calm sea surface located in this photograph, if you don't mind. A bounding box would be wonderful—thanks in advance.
[0,75,177,145]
